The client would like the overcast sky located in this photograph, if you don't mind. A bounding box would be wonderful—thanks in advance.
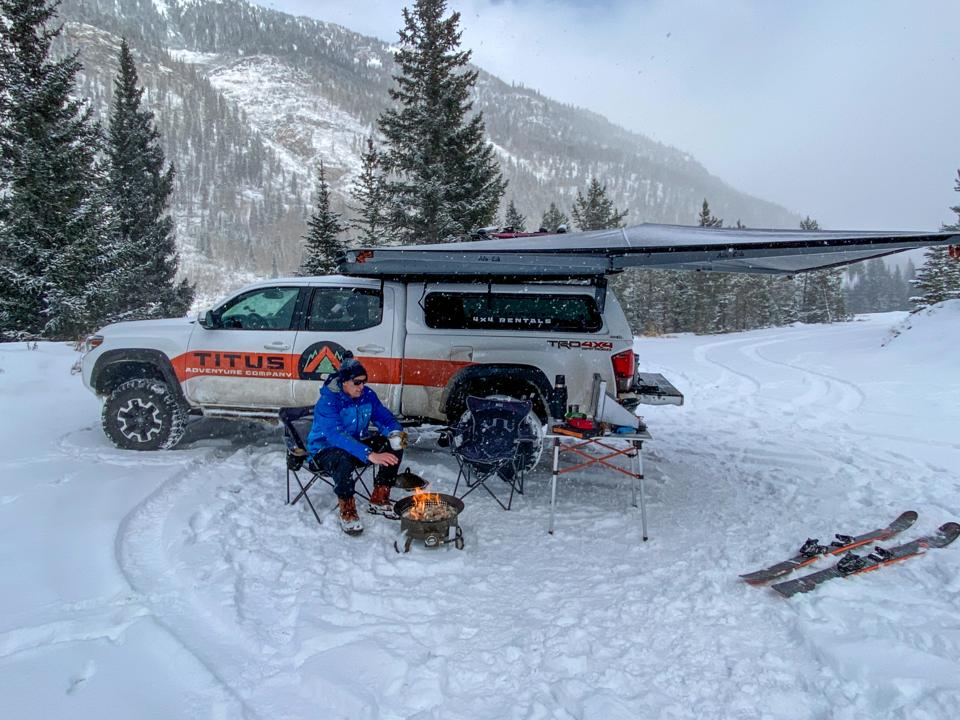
[258,0,960,231]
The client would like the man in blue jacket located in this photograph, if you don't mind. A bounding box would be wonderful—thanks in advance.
[307,358,403,535]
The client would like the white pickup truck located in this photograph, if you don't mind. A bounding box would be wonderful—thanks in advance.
[81,275,682,452]
[81,220,958,454]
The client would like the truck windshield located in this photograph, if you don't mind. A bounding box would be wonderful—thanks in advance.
[424,292,602,332]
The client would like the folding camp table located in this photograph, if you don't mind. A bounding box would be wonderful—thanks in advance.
[545,428,652,539]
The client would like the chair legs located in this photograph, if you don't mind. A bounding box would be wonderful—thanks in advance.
[286,461,373,526]
[287,466,324,525]
[453,461,524,510]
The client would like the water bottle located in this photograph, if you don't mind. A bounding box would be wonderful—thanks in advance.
[550,374,567,419]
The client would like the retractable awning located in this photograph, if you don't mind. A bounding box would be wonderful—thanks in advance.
[338,223,959,280]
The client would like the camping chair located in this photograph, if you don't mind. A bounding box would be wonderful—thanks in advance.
[448,396,535,510]
[279,406,372,525]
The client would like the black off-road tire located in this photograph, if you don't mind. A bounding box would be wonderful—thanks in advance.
[102,378,188,451]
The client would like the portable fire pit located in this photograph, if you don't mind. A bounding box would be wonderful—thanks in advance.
[393,492,465,552]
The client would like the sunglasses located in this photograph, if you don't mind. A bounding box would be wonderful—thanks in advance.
[348,377,368,386]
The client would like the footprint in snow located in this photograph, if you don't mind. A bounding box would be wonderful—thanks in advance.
[66,660,96,695]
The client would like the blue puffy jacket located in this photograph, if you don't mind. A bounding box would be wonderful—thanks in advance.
[306,381,401,461]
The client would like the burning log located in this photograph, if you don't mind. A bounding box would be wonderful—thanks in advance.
[405,488,457,522]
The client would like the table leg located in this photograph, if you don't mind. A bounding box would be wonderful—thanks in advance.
[549,436,560,534]
[636,440,648,541]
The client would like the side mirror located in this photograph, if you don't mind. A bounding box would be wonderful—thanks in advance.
[197,310,216,329]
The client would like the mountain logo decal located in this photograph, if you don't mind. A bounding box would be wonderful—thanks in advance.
[298,341,349,381]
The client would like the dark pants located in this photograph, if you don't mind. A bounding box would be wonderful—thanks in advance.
[312,436,402,499]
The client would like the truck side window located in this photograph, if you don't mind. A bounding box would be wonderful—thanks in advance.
[424,292,602,332]
[307,287,383,332]
[217,287,300,330]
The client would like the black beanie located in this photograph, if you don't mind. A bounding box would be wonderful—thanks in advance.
[337,358,368,384]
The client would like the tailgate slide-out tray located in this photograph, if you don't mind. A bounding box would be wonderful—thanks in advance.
[633,373,684,406]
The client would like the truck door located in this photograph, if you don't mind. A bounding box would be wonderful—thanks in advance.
[182,285,302,408]
[290,284,400,409]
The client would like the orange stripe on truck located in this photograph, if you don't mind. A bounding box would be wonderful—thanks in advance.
[171,351,470,388]
[401,358,473,387]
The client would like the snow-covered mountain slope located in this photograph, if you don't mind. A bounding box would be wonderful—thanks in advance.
[58,0,799,298]
[3,303,959,719]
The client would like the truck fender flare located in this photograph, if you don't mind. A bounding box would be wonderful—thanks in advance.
[442,364,553,421]
[91,349,188,408]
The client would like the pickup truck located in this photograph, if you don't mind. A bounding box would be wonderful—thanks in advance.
[81,275,683,456]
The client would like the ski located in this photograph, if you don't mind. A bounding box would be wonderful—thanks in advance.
[772,521,960,598]
[740,510,918,585]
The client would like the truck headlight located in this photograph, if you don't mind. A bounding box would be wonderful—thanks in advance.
[83,334,104,353]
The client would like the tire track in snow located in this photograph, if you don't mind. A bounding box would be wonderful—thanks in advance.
[692,334,764,408]
[114,441,385,720]
[725,329,959,509]
[114,447,260,720]
[835,421,960,454]
[744,336,866,414]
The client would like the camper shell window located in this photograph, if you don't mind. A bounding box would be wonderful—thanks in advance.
[424,292,602,332]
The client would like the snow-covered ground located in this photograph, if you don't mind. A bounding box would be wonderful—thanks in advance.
[3,305,960,720]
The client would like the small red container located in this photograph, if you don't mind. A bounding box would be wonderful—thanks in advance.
[567,417,596,431]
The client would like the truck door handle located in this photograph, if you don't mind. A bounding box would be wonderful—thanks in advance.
[263,342,290,351]
[357,344,385,354]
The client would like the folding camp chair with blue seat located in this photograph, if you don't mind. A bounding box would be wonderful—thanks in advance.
[448,396,536,510]
[279,406,372,525]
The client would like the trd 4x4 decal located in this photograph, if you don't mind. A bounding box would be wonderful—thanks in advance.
[547,340,614,351]
[297,341,349,381]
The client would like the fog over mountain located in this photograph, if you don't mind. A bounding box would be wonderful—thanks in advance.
[59,0,800,298]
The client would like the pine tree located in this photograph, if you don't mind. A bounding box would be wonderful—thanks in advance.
[378,0,506,244]
[911,246,960,308]
[692,198,728,332]
[503,198,526,231]
[103,39,193,321]
[571,178,628,231]
[0,0,109,339]
[540,202,569,233]
[911,170,960,310]
[698,199,722,228]
[890,265,910,310]
[349,136,386,247]
[300,161,346,275]
[899,259,917,308]
[796,216,848,322]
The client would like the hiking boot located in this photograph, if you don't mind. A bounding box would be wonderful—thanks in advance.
[367,484,396,518]
[338,497,363,535]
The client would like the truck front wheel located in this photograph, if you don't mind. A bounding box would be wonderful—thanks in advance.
[102,378,187,451]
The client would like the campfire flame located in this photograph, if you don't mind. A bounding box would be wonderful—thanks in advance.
[407,487,445,521]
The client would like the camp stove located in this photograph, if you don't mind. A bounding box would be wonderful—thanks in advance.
[393,492,465,552]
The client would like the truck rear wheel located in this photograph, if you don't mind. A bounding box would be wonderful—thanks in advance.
[102,378,187,451]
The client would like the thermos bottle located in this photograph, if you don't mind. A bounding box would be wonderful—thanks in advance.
[551,374,568,419]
